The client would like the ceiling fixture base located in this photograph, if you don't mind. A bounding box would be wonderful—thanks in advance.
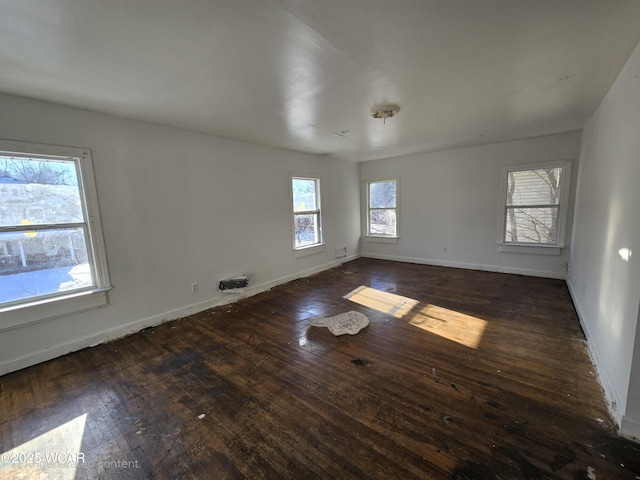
[370,105,400,123]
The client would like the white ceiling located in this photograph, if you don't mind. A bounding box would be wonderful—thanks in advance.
[1,1,640,161]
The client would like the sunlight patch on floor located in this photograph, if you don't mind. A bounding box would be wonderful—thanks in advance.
[0,413,87,479]
[344,286,419,318]
[409,304,487,349]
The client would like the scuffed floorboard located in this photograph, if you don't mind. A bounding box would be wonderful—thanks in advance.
[1,258,639,479]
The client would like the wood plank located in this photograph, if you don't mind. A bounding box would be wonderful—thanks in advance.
[1,258,639,479]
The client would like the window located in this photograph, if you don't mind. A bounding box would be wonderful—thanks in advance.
[291,176,322,249]
[501,160,572,247]
[367,179,398,237]
[0,140,110,315]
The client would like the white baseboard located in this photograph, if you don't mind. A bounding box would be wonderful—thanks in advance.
[242,253,359,296]
[360,252,566,279]
[0,254,360,376]
[621,415,640,440]
[566,278,623,426]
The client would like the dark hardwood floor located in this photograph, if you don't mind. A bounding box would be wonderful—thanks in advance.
[1,258,639,479]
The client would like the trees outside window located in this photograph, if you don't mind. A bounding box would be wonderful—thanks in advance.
[502,161,571,246]
[291,177,322,249]
[0,141,110,308]
[367,180,397,237]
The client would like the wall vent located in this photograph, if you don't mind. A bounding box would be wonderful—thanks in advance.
[219,276,248,292]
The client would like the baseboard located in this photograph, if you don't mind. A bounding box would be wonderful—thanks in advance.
[360,252,566,279]
[621,415,640,440]
[242,253,360,296]
[566,278,623,426]
[0,254,360,376]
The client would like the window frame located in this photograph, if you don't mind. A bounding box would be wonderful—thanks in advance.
[0,139,111,329]
[290,175,323,254]
[498,159,572,252]
[364,178,399,241]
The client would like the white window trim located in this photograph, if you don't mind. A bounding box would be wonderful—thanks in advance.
[363,236,399,244]
[498,244,562,256]
[498,159,572,252]
[0,139,111,330]
[293,243,326,258]
[363,177,400,240]
[290,174,324,256]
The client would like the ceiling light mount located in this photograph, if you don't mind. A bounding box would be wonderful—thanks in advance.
[370,104,400,124]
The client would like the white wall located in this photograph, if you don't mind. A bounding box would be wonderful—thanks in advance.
[359,132,582,278]
[568,41,640,436]
[0,93,361,375]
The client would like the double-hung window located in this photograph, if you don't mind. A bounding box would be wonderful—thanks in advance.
[501,160,571,247]
[0,140,110,318]
[367,179,398,237]
[291,176,322,249]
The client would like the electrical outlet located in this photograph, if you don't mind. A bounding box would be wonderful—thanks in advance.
[191,282,199,293]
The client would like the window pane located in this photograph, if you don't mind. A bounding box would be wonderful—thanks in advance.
[0,228,94,305]
[506,168,562,206]
[370,209,396,236]
[0,157,83,227]
[292,178,317,212]
[369,181,396,208]
[294,214,319,247]
[504,207,559,244]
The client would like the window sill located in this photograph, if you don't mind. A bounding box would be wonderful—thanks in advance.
[0,288,110,332]
[294,243,325,258]
[499,244,562,256]
[363,236,399,244]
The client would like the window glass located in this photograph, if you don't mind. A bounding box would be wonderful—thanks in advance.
[506,168,562,206]
[0,228,91,304]
[0,158,84,227]
[0,147,108,309]
[367,180,397,237]
[369,181,396,209]
[294,214,319,248]
[503,166,566,245]
[291,177,321,249]
[292,178,317,212]
[369,209,396,236]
